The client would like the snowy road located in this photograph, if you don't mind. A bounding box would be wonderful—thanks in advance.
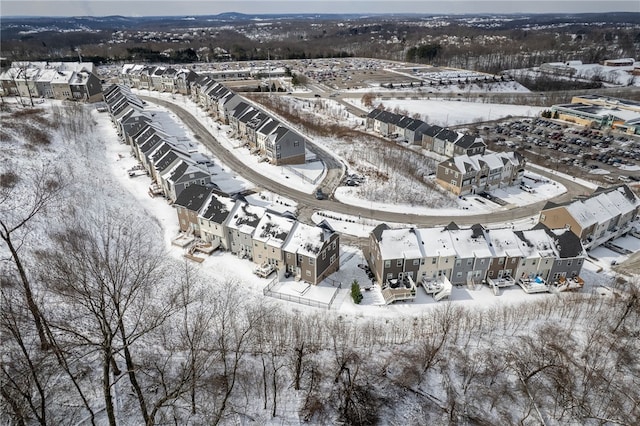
[144,96,593,229]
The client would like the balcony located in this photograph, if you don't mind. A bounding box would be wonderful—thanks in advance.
[551,275,584,292]
[421,275,452,301]
[381,273,417,304]
[517,276,549,294]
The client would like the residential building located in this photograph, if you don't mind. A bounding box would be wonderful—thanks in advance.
[225,201,267,260]
[174,184,213,234]
[282,220,340,285]
[252,213,296,269]
[538,184,639,249]
[436,151,525,195]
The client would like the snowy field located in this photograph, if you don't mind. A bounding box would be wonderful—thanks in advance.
[368,98,545,127]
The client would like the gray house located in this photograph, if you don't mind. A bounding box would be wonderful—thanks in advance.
[449,223,492,285]
[537,224,586,283]
[264,126,306,165]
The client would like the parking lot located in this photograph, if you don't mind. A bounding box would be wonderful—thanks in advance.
[480,118,640,185]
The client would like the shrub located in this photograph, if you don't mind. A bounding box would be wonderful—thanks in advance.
[351,280,363,304]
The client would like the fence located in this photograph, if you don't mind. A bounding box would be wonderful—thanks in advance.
[283,161,324,185]
[263,276,343,310]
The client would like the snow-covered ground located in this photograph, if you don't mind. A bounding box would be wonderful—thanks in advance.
[362,98,545,127]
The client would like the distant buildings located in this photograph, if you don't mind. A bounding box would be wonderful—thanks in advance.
[551,95,640,135]
[0,61,102,102]
[365,107,529,197]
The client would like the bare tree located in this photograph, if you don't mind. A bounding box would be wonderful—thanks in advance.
[41,214,173,425]
[0,163,66,349]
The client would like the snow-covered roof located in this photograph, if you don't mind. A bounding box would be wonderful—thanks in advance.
[253,213,296,248]
[516,229,558,258]
[563,186,639,228]
[226,201,266,235]
[449,228,492,259]
[484,228,524,258]
[199,192,235,224]
[377,228,424,260]
[416,228,456,258]
[282,221,333,258]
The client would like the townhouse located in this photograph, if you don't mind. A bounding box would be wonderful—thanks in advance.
[225,201,268,260]
[366,108,486,156]
[538,184,639,249]
[367,222,587,298]
[436,151,525,196]
[104,84,340,285]
[282,220,340,285]
[0,61,102,102]
[118,65,308,165]
[174,184,213,235]
[198,191,236,251]
[252,213,296,269]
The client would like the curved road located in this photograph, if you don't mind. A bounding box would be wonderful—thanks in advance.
[144,96,591,228]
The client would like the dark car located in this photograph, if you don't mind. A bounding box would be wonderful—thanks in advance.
[315,188,324,200]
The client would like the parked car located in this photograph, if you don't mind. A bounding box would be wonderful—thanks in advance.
[315,188,325,200]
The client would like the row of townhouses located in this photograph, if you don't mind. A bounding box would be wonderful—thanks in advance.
[118,64,307,165]
[103,84,340,285]
[539,184,640,249]
[436,151,526,195]
[119,63,289,90]
[104,84,214,202]
[0,61,103,102]
[174,184,340,285]
[366,108,524,196]
[368,221,587,303]
[119,64,199,95]
[366,108,487,156]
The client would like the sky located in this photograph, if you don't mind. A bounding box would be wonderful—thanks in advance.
[2,0,639,17]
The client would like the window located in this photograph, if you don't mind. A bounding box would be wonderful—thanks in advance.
[432,257,437,264]
[456,272,462,278]
[384,260,391,268]
[488,271,494,277]
[330,254,336,264]
[396,259,402,267]
[467,259,473,266]
[413,259,419,266]
[309,258,314,265]
[387,273,393,279]
[498,258,504,265]
[293,141,300,147]
[455,259,461,266]
[322,251,326,260]
[306,270,311,277]
[332,241,337,250]
[567,260,572,266]
[451,180,457,186]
